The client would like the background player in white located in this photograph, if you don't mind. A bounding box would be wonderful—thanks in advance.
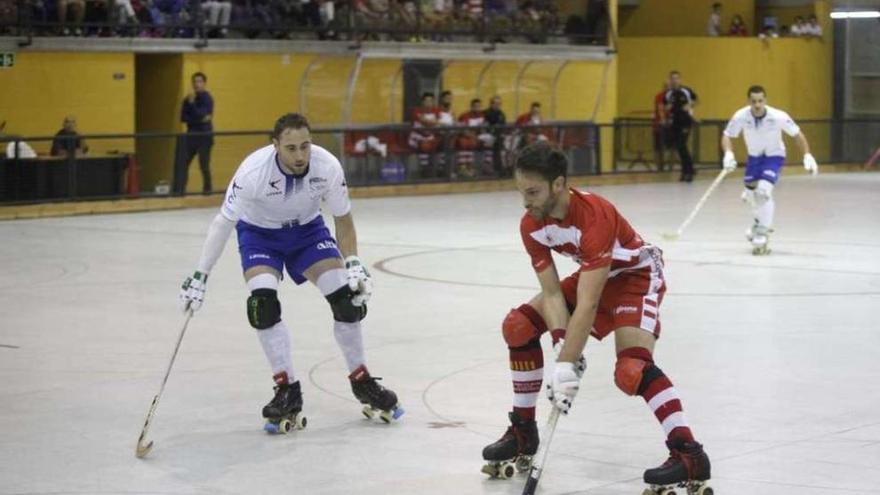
[721,85,818,254]
[178,113,403,431]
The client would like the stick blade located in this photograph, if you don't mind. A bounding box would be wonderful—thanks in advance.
[135,440,153,459]
[521,474,539,495]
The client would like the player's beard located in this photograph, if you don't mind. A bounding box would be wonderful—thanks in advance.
[530,193,558,220]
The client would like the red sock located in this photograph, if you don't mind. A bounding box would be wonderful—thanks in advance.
[619,348,696,444]
[510,339,543,421]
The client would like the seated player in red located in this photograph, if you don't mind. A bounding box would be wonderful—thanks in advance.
[481,142,712,495]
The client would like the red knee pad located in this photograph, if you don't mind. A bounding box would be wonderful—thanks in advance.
[614,357,649,396]
[502,307,542,347]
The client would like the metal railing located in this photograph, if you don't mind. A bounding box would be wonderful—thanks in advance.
[0,0,609,47]
[2,118,876,205]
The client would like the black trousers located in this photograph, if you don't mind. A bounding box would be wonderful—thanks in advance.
[671,124,694,178]
[173,135,213,195]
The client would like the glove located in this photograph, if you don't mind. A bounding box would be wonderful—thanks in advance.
[722,151,737,172]
[344,256,373,307]
[546,362,580,414]
[552,339,587,379]
[179,271,208,313]
[803,153,818,176]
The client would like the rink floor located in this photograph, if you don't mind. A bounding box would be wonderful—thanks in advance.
[1,172,879,495]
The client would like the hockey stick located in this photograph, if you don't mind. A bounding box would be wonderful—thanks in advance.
[135,310,193,459]
[661,169,731,241]
[521,406,562,495]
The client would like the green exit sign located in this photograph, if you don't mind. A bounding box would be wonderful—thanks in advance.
[0,52,15,69]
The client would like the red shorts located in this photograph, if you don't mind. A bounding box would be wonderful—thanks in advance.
[560,266,666,341]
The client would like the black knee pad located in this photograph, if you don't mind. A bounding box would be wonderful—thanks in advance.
[636,363,664,396]
[247,288,281,330]
[325,285,367,323]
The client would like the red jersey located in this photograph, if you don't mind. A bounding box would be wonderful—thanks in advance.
[516,113,541,126]
[458,110,485,127]
[520,189,655,276]
[411,106,439,130]
[653,91,667,125]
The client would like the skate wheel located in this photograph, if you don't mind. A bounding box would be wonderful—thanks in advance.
[692,485,713,495]
[379,410,392,423]
[294,414,307,430]
[499,461,515,479]
[480,463,498,478]
[277,418,292,434]
[361,406,375,419]
[515,455,532,472]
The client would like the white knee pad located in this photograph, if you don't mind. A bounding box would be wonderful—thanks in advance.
[753,180,774,206]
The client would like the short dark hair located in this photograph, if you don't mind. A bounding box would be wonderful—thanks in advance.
[747,85,766,97]
[531,102,541,109]
[422,92,435,100]
[440,90,452,98]
[192,72,207,83]
[273,113,311,140]
[514,142,568,183]
[470,98,481,106]
[712,2,721,8]
[669,70,681,77]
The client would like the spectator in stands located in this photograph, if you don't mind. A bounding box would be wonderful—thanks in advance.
[455,98,494,178]
[353,0,389,40]
[84,0,111,36]
[804,14,822,37]
[174,72,214,195]
[707,2,721,36]
[653,79,670,171]
[114,0,139,30]
[790,15,806,36]
[58,0,87,35]
[408,92,440,177]
[484,94,508,176]
[437,90,454,126]
[0,0,16,34]
[515,101,550,147]
[728,14,747,36]
[664,70,698,182]
[50,116,89,157]
[201,0,232,37]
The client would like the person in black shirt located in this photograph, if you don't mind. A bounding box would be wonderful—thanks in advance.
[663,71,698,182]
[50,116,89,157]
[174,72,215,195]
[484,95,508,177]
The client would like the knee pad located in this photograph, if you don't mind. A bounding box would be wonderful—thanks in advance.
[754,180,773,206]
[614,357,649,396]
[502,306,543,348]
[247,288,281,330]
[326,285,367,323]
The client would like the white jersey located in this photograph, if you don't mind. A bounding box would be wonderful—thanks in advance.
[723,105,801,157]
[220,144,351,229]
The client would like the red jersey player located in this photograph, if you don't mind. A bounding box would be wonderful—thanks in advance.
[481,143,712,495]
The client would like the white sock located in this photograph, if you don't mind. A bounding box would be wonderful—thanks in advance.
[754,197,775,228]
[334,321,365,373]
[315,268,366,373]
[247,273,295,383]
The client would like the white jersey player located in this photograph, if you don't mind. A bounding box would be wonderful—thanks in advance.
[721,85,818,254]
[178,114,403,431]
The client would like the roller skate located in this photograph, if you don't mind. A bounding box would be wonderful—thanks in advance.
[349,365,404,423]
[481,411,538,479]
[750,224,772,255]
[642,439,713,495]
[262,374,307,434]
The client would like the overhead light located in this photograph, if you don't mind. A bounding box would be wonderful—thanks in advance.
[830,10,880,18]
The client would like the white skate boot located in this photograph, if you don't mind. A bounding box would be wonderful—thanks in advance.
[751,225,771,255]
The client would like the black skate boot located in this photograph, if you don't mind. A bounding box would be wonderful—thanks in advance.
[349,365,404,423]
[262,373,307,434]
[481,411,539,479]
[643,439,712,495]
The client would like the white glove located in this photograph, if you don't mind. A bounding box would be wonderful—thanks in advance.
[546,362,580,414]
[344,256,373,307]
[722,151,737,172]
[552,339,587,379]
[803,153,818,176]
[179,271,207,313]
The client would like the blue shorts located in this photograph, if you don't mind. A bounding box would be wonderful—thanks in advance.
[236,216,341,285]
[744,155,785,184]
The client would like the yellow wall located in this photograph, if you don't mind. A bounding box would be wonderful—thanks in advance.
[0,52,134,154]
[620,0,755,37]
[619,36,832,161]
[135,54,182,190]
